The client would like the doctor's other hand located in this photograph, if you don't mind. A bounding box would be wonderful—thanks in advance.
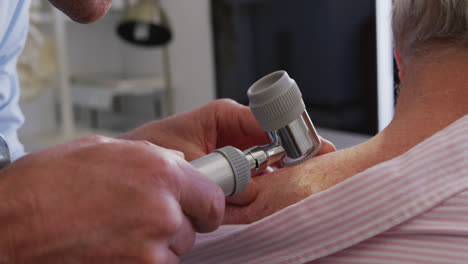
[120,99,269,162]
[120,99,270,205]
[0,136,224,264]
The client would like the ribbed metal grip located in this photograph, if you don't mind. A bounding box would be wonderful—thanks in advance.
[190,146,251,196]
[248,71,305,131]
[213,146,250,196]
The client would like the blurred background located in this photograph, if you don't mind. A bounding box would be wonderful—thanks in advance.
[18,0,395,152]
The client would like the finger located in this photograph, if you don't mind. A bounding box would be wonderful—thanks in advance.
[38,135,115,156]
[136,140,187,159]
[174,160,226,233]
[166,250,180,264]
[169,215,196,256]
[139,142,225,233]
[316,137,337,156]
[226,180,258,206]
[273,137,336,170]
[164,148,185,159]
[134,140,187,159]
[151,245,180,264]
[256,166,275,176]
[214,100,270,150]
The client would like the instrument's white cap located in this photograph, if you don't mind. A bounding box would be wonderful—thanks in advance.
[248,71,305,131]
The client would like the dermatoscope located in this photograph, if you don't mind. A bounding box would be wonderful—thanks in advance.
[190,71,322,196]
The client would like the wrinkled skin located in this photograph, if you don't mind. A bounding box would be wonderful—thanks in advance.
[224,151,340,224]
[222,133,338,224]
[0,136,225,263]
[120,99,272,204]
[122,99,337,219]
[0,100,289,263]
[44,0,340,221]
[121,99,270,163]
[2,1,336,262]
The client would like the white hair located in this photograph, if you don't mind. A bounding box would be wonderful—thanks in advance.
[393,0,468,60]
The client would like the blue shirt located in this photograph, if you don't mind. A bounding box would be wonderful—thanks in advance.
[0,0,30,160]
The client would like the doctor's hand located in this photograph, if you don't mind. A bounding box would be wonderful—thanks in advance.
[120,99,269,161]
[120,99,270,205]
[0,136,224,264]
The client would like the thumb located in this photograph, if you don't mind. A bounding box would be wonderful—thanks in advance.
[315,137,336,156]
[226,181,258,206]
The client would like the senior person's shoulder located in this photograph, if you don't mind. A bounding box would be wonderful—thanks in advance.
[184,115,468,264]
[223,114,468,225]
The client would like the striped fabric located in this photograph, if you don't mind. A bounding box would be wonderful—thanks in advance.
[182,115,468,264]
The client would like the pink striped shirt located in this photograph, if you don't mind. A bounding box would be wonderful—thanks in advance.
[182,115,468,264]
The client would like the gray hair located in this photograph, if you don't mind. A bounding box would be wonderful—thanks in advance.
[392,0,468,61]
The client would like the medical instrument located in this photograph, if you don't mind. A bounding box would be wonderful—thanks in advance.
[190,71,322,196]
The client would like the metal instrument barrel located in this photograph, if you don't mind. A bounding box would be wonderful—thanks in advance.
[275,111,322,166]
[190,146,251,197]
[190,152,236,196]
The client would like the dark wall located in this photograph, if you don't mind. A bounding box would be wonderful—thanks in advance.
[212,0,378,134]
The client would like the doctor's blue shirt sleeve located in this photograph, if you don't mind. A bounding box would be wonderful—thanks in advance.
[0,0,30,161]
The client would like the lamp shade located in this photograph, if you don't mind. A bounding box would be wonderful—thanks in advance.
[117,0,172,46]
